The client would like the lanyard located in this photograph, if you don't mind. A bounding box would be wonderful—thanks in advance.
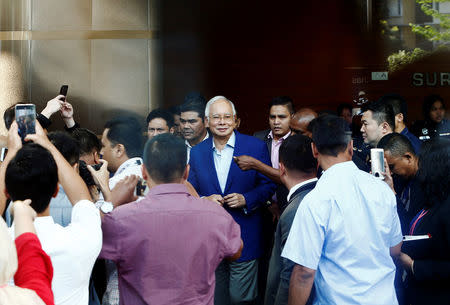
[409,209,429,235]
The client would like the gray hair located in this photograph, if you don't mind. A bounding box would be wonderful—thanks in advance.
[205,96,237,118]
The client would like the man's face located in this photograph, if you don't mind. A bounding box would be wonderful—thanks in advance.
[100,129,118,172]
[429,100,445,123]
[207,99,237,138]
[385,150,415,179]
[147,118,170,139]
[180,111,206,144]
[269,105,291,139]
[341,108,353,125]
[173,114,182,137]
[361,110,384,147]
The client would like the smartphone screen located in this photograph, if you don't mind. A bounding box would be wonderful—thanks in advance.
[15,104,36,141]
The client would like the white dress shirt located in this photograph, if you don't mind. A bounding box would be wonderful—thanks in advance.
[212,132,235,193]
[108,157,143,189]
[286,177,318,202]
[10,200,102,305]
[282,161,402,305]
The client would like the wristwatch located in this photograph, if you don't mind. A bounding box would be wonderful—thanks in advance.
[97,200,114,214]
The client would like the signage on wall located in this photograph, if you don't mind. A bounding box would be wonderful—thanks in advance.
[371,72,388,80]
[412,72,450,87]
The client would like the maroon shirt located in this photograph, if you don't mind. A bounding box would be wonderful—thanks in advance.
[100,183,241,305]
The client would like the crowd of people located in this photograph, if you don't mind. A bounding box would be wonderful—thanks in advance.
[0,91,449,305]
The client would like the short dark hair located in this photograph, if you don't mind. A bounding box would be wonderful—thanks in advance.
[104,116,143,158]
[311,115,352,157]
[364,100,395,130]
[5,144,58,213]
[379,93,408,120]
[269,96,294,114]
[417,138,450,206]
[48,131,80,166]
[72,128,101,155]
[423,94,446,120]
[179,101,205,119]
[146,109,174,128]
[143,133,186,183]
[377,133,415,158]
[279,134,317,174]
[183,92,207,105]
[337,103,352,116]
[3,104,16,130]
[168,105,181,116]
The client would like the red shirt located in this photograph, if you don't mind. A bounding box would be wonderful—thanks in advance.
[14,232,54,305]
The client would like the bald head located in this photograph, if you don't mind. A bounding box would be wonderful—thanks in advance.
[290,108,318,138]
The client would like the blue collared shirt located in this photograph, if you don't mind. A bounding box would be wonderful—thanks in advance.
[212,132,236,193]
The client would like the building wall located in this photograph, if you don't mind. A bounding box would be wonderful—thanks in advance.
[0,0,159,136]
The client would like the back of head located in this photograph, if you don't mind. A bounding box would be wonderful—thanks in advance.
[105,116,143,158]
[146,108,175,128]
[5,144,58,213]
[72,128,101,156]
[311,115,352,157]
[269,96,294,114]
[48,131,80,166]
[279,134,317,174]
[379,93,407,120]
[179,101,206,120]
[364,100,395,130]
[143,133,187,183]
[183,92,206,106]
[377,133,415,158]
[3,104,16,130]
[417,138,450,205]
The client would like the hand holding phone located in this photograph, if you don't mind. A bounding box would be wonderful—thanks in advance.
[15,104,36,142]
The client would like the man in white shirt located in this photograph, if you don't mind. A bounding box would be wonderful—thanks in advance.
[88,115,144,305]
[282,115,403,305]
[1,121,101,305]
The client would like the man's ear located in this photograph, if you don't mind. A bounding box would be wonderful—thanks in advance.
[347,140,354,157]
[169,127,175,134]
[52,184,59,198]
[4,188,10,199]
[141,164,149,181]
[93,151,100,164]
[182,164,190,181]
[72,162,79,173]
[311,142,319,159]
[115,144,125,158]
[403,152,414,164]
[395,113,404,123]
[204,117,209,128]
[381,122,392,133]
[279,162,286,177]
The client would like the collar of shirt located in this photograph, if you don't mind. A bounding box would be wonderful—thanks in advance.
[287,177,318,202]
[114,157,143,177]
[147,183,191,197]
[212,131,236,152]
[185,132,209,149]
[33,216,56,227]
[268,130,291,142]
[320,161,357,182]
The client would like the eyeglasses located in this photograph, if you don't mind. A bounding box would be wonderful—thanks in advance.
[209,114,234,122]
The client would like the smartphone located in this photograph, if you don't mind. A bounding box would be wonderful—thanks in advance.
[59,85,69,101]
[15,104,36,142]
[370,148,385,180]
[136,178,147,196]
